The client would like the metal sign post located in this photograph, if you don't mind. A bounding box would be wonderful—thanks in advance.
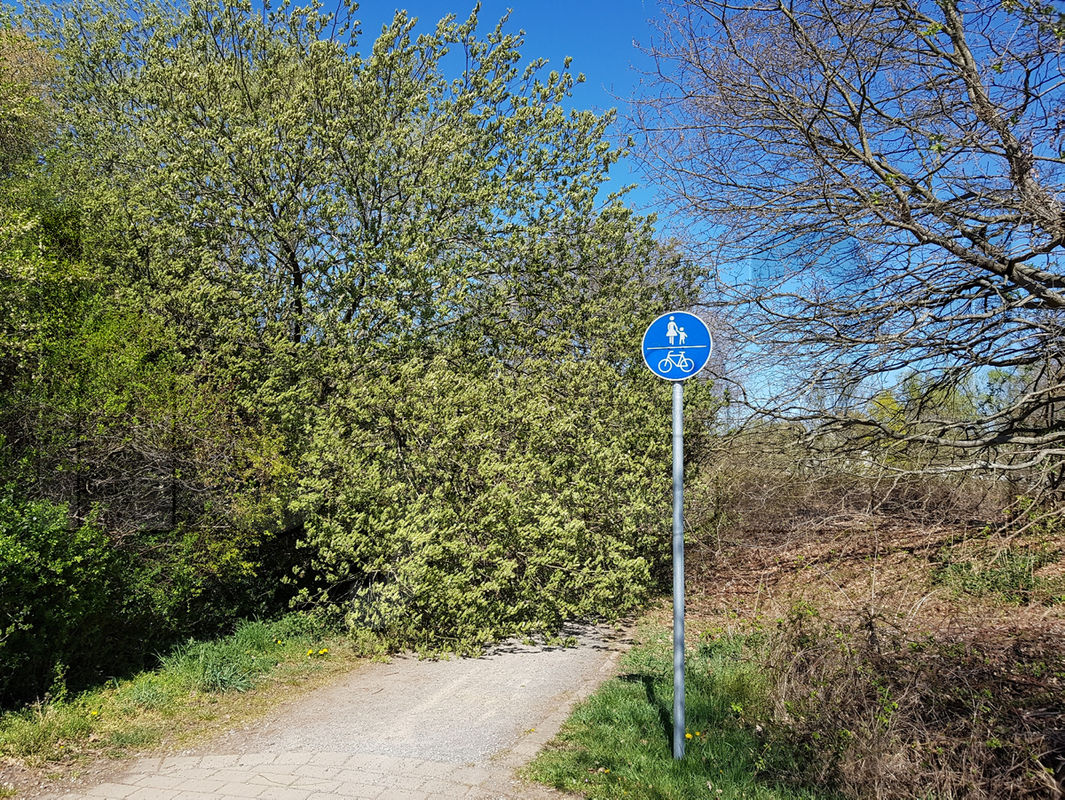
[672,380,686,759]
[641,311,712,760]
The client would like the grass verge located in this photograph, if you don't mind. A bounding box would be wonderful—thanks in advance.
[0,613,385,768]
[525,625,835,800]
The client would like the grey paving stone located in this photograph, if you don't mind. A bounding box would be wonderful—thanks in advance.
[216,781,267,798]
[127,787,179,800]
[256,786,313,800]
[235,753,279,767]
[247,771,300,787]
[374,789,428,800]
[198,755,241,769]
[174,777,226,793]
[82,784,138,799]
[417,777,475,795]
[272,752,314,766]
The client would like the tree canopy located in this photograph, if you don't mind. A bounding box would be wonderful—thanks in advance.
[637,0,1065,499]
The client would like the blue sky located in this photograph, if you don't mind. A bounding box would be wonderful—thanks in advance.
[352,1,664,212]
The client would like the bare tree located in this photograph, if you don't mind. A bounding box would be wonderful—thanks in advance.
[636,0,1065,501]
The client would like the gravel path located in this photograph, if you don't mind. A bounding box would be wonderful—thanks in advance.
[43,626,628,800]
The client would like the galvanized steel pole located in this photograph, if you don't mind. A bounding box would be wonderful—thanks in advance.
[672,380,685,759]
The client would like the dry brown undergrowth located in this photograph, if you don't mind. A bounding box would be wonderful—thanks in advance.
[675,492,1065,799]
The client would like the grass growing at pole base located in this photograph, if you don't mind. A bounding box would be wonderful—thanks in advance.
[525,626,834,800]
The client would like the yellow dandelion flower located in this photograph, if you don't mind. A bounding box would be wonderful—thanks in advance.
[319,648,328,655]
[685,733,692,740]
[307,649,314,656]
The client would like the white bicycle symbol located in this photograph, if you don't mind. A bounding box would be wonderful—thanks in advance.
[657,351,695,373]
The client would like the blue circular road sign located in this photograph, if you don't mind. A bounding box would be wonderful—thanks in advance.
[642,311,712,381]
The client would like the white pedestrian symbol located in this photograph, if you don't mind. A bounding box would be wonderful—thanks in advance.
[666,316,679,345]
[678,327,687,346]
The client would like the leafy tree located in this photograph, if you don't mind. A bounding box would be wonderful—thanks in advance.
[0,151,292,692]
[636,0,1065,501]
[0,26,53,174]
[0,0,715,672]
[34,0,631,371]
[296,208,715,650]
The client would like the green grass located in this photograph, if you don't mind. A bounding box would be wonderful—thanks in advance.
[526,628,836,800]
[935,545,1062,604]
[0,613,368,764]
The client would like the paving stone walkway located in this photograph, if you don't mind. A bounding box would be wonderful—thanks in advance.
[44,627,627,800]
[58,751,534,799]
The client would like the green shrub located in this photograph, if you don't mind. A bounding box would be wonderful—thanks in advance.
[0,487,117,704]
[0,483,292,707]
[936,546,1059,604]
[295,357,715,652]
